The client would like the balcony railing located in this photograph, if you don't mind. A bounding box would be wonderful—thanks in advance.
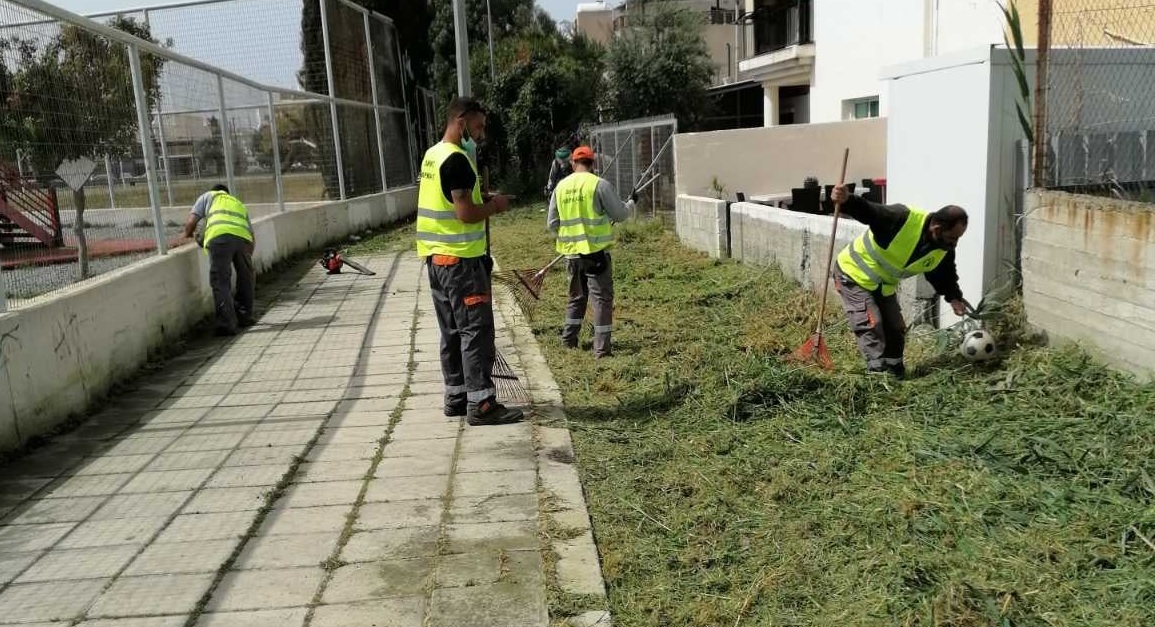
[750,0,813,56]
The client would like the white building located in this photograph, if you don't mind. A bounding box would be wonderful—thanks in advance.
[710,0,1009,129]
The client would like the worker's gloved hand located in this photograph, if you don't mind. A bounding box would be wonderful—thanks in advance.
[949,298,972,317]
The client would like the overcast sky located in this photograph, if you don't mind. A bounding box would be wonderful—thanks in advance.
[52,0,584,22]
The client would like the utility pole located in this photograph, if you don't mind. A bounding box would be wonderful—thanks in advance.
[452,0,471,96]
[486,0,496,83]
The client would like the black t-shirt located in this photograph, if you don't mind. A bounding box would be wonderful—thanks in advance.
[440,153,477,203]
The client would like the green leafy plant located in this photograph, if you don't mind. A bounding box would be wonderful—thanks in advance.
[1001,1,1034,144]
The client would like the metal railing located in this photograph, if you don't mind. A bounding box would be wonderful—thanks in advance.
[0,0,421,310]
[588,115,678,217]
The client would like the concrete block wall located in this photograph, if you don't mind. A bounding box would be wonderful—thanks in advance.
[674,197,929,320]
[0,187,418,453]
[1022,190,1155,379]
[675,195,728,258]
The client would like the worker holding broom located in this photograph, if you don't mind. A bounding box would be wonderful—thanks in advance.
[830,184,971,378]
[416,96,522,426]
[548,145,635,358]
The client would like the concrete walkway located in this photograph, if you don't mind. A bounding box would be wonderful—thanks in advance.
[0,253,609,627]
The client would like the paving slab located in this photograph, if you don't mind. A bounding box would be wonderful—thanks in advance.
[0,252,608,627]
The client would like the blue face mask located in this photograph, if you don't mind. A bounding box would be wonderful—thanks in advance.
[462,137,477,163]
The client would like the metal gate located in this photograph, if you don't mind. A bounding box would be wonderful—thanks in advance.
[587,115,677,217]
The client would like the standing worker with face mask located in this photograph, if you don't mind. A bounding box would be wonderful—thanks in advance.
[416,97,522,426]
[548,146,635,358]
[829,184,972,378]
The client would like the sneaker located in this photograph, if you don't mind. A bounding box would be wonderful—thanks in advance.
[467,398,524,426]
[444,402,467,418]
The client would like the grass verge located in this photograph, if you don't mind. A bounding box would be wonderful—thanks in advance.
[484,204,1155,627]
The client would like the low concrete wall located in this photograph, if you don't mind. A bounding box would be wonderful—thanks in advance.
[673,118,888,199]
[674,198,929,319]
[675,195,728,258]
[0,187,418,453]
[1022,190,1155,379]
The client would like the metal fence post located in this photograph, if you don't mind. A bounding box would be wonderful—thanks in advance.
[649,125,657,216]
[128,43,168,255]
[364,12,389,191]
[104,154,117,210]
[396,36,417,183]
[216,74,236,192]
[319,0,347,200]
[268,92,285,212]
[154,111,175,206]
[0,267,7,313]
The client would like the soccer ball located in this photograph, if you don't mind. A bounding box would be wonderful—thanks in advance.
[960,329,998,361]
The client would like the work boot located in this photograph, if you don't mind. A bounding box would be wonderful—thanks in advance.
[467,398,524,426]
[444,402,467,418]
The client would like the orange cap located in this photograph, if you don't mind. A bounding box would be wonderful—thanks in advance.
[572,146,595,161]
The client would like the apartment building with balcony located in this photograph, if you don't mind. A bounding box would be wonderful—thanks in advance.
[708,0,1011,130]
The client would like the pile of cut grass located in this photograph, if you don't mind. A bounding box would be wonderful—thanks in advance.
[486,206,1155,627]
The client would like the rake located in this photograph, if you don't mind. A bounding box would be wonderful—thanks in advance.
[479,179,533,403]
[492,254,565,311]
[789,147,850,371]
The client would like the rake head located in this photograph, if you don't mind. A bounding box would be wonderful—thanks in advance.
[492,268,549,313]
[789,332,834,371]
[493,348,533,404]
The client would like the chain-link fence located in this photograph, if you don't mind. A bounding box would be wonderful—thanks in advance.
[1038,0,1155,201]
[587,115,677,219]
[0,0,419,310]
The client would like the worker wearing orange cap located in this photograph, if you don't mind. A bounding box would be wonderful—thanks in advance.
[547,145,636,358]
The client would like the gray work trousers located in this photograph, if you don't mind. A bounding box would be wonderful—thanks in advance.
[562,252,614,357]
[833,266,905,371]
[208,234,255,333]
[427,256,496,407]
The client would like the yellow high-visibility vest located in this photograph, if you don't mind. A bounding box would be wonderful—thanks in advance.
[415,142,485,258]
[836,207,947,296]
[554,172,613,256]
[203,192,253,246]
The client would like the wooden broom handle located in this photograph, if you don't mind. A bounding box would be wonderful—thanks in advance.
[814,148,850,334]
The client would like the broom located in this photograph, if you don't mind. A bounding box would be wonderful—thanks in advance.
[789,147,850,371]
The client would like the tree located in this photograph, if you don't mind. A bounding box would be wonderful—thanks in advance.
[0,17,167,278]
[253,107,318,172]
[483,30,604,195]
[603,6,714,128]
[429,0,540,104]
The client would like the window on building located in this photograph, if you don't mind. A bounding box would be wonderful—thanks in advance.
[709,7,736,25]
[847,97,880,120]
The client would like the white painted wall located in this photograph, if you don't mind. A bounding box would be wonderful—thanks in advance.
[883,48,999,327]
[807,0,1007,124]
[809,0,925,124]
[0,188,418,453]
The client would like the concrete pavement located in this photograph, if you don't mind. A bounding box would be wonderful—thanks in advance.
[0,252,609,627]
